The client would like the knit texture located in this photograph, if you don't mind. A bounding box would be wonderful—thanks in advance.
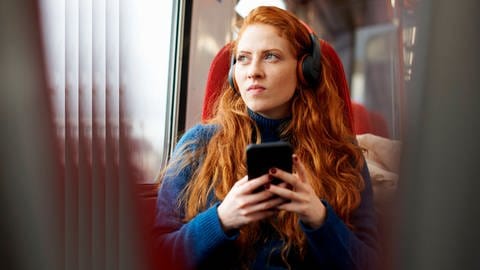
[155,112,379,269]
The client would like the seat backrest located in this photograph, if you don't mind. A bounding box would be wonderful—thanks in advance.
[201,39,355,132]
[352,101,389,138]
[201,43,233,122]
[351,101,373,135]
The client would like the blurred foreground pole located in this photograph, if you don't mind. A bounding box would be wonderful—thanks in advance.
[0,1,63,270]
[397,0,480,270]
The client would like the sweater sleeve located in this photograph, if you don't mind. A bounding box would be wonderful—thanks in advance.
[301,162,380,270]
[153,125,238,270]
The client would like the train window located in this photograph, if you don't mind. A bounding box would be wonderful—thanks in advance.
[184,0,237,129]
[38,1,177,183]
[350,24,402,139]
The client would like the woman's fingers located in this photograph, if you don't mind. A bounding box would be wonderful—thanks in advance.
[268,167,304,192]
[219,174,284,230]
[237,174,270,194]
[228,174,280,211]
[267,154,310,193]
[242,196,286,214]
[292,154,308,183]
[234,175,249,187]
[238,196,288,223]
[266,183,299,201]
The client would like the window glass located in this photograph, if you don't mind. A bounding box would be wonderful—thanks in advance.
[38,1,175,183]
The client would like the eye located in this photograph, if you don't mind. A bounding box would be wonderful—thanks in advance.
[236,54,249,64]
[264,52,279,62]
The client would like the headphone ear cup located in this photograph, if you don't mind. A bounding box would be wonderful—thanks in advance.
[228,65,235,90]
[228,55,236,90]
[297,54,309,87]
[299,33,322,88]
[301,54,317,86]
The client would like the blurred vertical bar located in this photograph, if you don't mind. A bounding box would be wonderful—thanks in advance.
[92,0,107,269]
[117,0,152,267]
[106,0,120,269]
[0,0,63,269]
[65,0,79,269]
[79,0,93,269]
[397,0,480,269]
[118,0,135,269]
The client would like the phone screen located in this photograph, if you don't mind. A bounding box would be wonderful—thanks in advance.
[246,141,292,185]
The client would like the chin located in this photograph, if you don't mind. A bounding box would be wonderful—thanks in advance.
[246,103,264,113]
[249,106,269,115]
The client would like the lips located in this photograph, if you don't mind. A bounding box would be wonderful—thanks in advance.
[247,84,265,91]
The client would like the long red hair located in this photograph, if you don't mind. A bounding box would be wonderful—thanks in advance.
[169,6,365,268]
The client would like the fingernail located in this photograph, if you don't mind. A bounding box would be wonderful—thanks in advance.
[293,155,298,162]
[270,168,276,174]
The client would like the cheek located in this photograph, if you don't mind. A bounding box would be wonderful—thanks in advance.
[234,66,246,89]
[273,68,298,93]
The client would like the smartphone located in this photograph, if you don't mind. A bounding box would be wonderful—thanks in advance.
[246,141,293,186]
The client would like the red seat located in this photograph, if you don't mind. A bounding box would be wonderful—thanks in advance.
[352,101,389,138]
[352,101,373,135]
[202,43,233,122]
[369,110,389,138]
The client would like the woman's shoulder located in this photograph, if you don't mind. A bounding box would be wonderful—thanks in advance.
[178,123,217,142]
[174,123,218,151]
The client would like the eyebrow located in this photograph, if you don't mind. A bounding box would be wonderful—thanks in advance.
[237,48,283,55]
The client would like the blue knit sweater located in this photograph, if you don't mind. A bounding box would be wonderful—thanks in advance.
[155,111,379,269]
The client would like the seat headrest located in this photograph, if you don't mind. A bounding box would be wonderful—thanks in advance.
[201,43,233,121]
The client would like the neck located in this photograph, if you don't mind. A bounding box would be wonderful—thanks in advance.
[248,109,290,142]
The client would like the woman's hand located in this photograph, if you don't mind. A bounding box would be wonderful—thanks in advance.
[217,175,286,233]
[267,155,327,229]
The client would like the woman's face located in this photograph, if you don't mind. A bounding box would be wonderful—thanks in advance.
[234,24,298,119]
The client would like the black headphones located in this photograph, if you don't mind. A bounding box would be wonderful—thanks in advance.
[228,30,322,91]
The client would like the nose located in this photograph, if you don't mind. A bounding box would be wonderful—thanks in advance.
[247,58,263,79]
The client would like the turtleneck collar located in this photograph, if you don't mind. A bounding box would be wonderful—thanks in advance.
[248,109,291,142]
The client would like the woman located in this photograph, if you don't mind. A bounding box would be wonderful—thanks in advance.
[155,6,379,270]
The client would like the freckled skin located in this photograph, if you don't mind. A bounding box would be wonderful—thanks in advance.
[234,24,298,119]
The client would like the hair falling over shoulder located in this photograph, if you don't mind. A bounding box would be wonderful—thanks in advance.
[172,5,365,267]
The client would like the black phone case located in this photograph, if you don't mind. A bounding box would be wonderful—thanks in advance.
[246,141,292,185]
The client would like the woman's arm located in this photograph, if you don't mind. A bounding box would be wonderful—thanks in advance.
[301,164,380,269]
[153,125,237,269]
[268,158,379,269]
